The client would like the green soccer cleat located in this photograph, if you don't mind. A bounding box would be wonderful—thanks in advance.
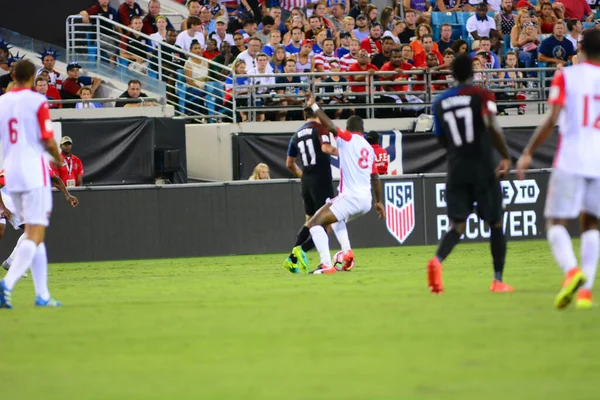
[555,267,586,310]
[282,257,300,274]
[292,246,309,274]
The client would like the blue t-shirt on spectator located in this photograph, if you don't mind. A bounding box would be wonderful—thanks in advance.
[284,43,302,54]
[336,47,350,58]
[263,44,276,57]
[270,61,284,73]
[469,50,501,68]
[538,35,575,62]
[312,43,323,54]
[353,29,369,42]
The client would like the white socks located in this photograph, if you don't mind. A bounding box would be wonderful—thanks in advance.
[580,229,599,291]
[332,221,351,253]
[547,225,577,274]
[30,243,50,300]
[309,226,333,267]
[3,238,36,290]
[6,232,26,264]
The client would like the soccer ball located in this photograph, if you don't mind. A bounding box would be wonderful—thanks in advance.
[333,251,354,271]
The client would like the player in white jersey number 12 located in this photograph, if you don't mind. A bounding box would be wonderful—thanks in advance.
[293,91,385,274]
[0,60,64,309]
[517,29,600,310]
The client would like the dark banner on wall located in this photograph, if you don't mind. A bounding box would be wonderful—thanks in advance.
[232,128,559,180]
[60,117,187,185]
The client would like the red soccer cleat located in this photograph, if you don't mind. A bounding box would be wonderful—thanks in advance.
[341,249,355,271]
[427,257,443,294]
[311,264,337,275]
[490,280,514,292]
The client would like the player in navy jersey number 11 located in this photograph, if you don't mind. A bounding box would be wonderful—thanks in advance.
[429,54,513,294]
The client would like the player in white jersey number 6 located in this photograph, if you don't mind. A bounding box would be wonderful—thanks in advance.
[0,60,64,309]
[290,91,386,274]
[517,29,600,310]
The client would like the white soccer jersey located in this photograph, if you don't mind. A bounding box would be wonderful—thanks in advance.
[336,127,376,198]
[0,88,54,192]
[549,62,600,178]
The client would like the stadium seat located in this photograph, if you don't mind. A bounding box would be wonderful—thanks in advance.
[456,12,472,25]
[175,68,186,114]
[583,22,596,29]
[451,24,463,40]
[503,34,512,54]
[431,12,457,25]
[595,9,600,20]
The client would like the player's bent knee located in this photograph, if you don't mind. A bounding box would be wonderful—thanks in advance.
[451,221,467,235]
[580,213,599,232]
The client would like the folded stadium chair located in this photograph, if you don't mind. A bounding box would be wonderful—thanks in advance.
[583,22,596,29]
[175,68,186,114]
[431,12,457,25]
[451,24,463,40]
[503,34,512,55]
[595,9,600,20]
[456,12,473,25]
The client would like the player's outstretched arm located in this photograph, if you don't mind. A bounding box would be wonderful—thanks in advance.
[305,91,338,136]
[516,103,562,180]
[371,173,385,220]
[51,175,79,207]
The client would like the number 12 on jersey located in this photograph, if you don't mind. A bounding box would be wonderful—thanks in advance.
[443,107,474,146]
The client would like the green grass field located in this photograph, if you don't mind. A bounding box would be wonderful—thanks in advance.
[1,239,599,400]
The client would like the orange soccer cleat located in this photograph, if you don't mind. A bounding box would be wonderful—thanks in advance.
[427,257,443,294]
[310,264,337,275]
[490,280,514,292]
[341,250,355,271]
[555,267,586,309]
[576,289,593,310]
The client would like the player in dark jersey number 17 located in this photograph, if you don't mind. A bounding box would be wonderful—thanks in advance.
[428,54,512,294]
[283,106,338,273]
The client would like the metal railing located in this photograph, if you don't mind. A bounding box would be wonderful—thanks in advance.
[66,15,233,121]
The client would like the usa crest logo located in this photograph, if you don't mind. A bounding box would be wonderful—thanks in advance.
[385,182,415,244]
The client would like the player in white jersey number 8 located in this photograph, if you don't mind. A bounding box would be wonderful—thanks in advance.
[288,91,386,275]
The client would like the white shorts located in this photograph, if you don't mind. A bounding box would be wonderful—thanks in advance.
[328,193,372,223]
[544,169,600,219]
[0,191,24,230]
[9,186,53,227]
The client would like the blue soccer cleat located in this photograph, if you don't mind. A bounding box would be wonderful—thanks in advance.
[282,257,300,274]
[0,280,13,309]
[34,296,62,307]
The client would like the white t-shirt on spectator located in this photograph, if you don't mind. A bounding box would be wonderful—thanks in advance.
[383,31,401,45]
[248,67,276,94]
[150,32,165,48]
[176,30,206,52]
[466,14,496,40]
[487,0,501,11]
[236,50,275,74]
[211,33,235,49]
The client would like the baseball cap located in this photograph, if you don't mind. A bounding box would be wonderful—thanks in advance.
[357,14,367,20]
[301,39,313,46]
[216,16,228,24]
[516,0,529,7]
[60,136,73,145]
[36,68,51,77]
[339,30,351,38]
[66,61,82,71]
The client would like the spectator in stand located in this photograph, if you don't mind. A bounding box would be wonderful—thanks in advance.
[306,16,324,41]
[176,16,206,52]
[313,3,335,32]
[366,131,389,175]
[365,4,379,26]
[329,0,350,15]
[35,69,62,106]
[284,27,304,54]
[336,31,352,57]
[207,0,225,18]
[294,40,315,78]
[380,7,396,32]
[35,77,61,109]
[142,0,174,35]
[279,0,308,28]
[467,3,501,53]
[348,49,378,118]
[399,10,418,43]
[120,16,151,74]
[211,17,235,49]
[313,38,338,72]
[199,6,217,37]
[208,41,234,117]
[79,0,120,64]
[256,16,276,45]
[243,19,259,39]
[40,49,64,90]
[495,0,516,43]
[161,29,187,104]
[232,32,247,57]
[361,22,384,55]
[341,17,357,39]
[410,24,439,55]
[401,44,415,64]
[566,18,583,49]
[62,62,102,103]
[312,28,328,54]
[282,15,305,44]
[276,58,305,120]
[383,20,405,48]
[340,38,361,70]
[470,37,501,68]
[322,61,354,119]
[249,52,275,121]
[0,40,11,77]
[554,0,594,21]
[540,2,559,34]
[240,0,263,24]
[270,46,287,72]
[249,163,270,180]
[225,59,250,121]
[496,51,527,115]
[204,39,220,60]
[150,15,168,48]
[513,21,540,75]
[237,37,269,73]
[437,24,455,53]
[262,6,286,34]
[403,0,432,25]
[511,10,537,48]
[0,54,22,94]
[115,79,150,107]
[263,30,283,56]
[451,39,469,54]
[185,40,209,115]
[118,0,144,28]
[437,0,463,11]
[414,34,443,66]
[551,2,567,21]
[538,20,575,67]
[380,48,411,91]
[328,3,346,32]
[53,137,84,187]
[181,0,201,31]
[284,8,307,33]
[350,0,370,20]
[372,36,394,68]
[76,86,103,109]
[353,14,370,42]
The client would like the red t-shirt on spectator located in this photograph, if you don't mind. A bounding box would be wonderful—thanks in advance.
[51,153,84,187]
[371,144,389,175]
[556,0,591,21]
[46,86,62,109]
[203,50,220,60]
[413,50,443,68]
[348,62,379,93]
[360,37,383,55]
[380,62,414,91]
